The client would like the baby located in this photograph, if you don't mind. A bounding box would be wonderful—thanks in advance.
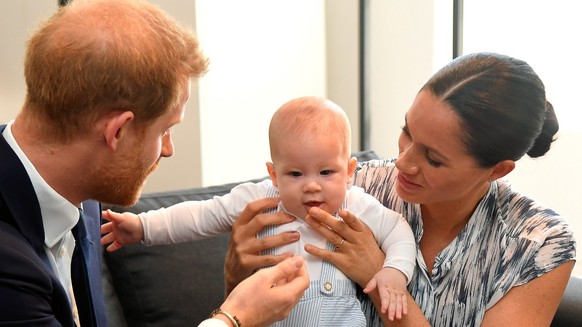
[101,96,416,326]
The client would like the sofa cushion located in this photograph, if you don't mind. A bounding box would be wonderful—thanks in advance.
[103,178,268,327]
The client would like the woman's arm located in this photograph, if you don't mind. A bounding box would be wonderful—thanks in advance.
[481,261,574,327]
[224,197,300,294]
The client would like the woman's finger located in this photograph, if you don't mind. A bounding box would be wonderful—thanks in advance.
[306,207,360,243]
[338,208,367,232]
[305,207,385,287]
[234,197,280,229]
[246,232,300,255]
[225,197,297,294]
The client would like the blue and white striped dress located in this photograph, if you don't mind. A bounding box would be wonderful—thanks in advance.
[354,159,577,327]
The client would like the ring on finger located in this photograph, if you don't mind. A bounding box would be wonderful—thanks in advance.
[335,238,346,249]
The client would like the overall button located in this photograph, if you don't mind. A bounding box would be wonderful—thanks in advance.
[323,281,332,291]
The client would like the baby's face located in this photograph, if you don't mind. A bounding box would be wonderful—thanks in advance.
[268,133,354,219]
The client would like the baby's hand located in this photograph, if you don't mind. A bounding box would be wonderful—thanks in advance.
[363,267,408,321]
[100,209,144,252]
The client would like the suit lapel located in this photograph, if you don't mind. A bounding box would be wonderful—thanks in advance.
[0,125,47,263]
[0,125,107,326]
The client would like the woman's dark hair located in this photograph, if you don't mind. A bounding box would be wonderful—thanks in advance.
[423,52,559,167]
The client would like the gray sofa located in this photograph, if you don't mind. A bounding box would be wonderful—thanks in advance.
[101,151,581,326]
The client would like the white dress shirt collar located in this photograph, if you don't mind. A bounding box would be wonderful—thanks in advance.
[2,120,80,247]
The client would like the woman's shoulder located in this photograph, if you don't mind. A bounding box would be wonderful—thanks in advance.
[495,179,575,244]
[357,158,397,169]
[491,179,576,287]
[354,158,397,183]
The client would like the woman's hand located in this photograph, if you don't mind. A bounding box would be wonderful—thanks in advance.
[225,197,300,294]
[304,207,385,287]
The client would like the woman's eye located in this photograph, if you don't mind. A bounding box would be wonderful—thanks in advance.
[400,125,410,137]
[426,155,442,168]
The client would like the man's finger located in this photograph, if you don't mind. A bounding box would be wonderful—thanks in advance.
[267,256,306,285]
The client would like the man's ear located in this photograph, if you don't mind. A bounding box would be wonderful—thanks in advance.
[103,111,135,151]
[266,162,278,187]
[489,160,515,181]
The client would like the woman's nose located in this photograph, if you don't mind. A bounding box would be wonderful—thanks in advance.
[396,146,419,174]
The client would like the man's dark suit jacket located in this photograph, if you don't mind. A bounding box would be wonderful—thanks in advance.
[0,124,108,326]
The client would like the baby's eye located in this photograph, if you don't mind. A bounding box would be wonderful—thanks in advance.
[320,170,332,176]
[290,171,302,177]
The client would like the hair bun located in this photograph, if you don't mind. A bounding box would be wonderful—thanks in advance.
[527,101,559,158]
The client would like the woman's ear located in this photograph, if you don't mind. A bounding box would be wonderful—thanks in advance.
[489,160,515,181]
[103,111,135,151]
[266,162,278,187]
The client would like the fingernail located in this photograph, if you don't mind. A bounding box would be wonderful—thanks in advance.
[290,256,302,268]
[289,232,300,240]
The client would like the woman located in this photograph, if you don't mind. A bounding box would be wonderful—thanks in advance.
[224,52,576,326]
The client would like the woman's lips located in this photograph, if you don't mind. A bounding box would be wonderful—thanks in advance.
[397,173,422,192]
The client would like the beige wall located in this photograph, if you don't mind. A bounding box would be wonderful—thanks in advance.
[144,0,203,192]
[0,1,56,123]
[194,0,329,186]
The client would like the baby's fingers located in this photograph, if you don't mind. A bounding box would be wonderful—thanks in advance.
[384,290,408,321]
[400,293,408,317]
[105,240,124,252]
[100,230,115,245]
[363,278,378,294]
[100,221,113,235]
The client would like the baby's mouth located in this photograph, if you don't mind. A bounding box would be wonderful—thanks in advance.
[304,201,324,209]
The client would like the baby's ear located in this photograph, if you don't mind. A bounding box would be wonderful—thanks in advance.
[266,162,278,187]
[347,157,358,184]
